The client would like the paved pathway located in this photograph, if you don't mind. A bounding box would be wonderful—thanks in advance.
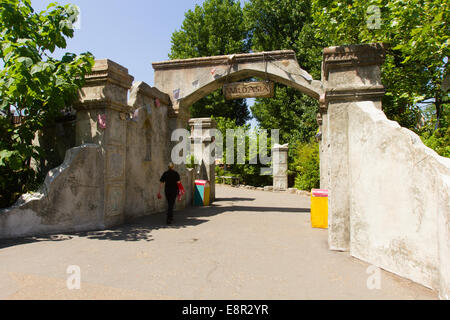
[0,185,437,300]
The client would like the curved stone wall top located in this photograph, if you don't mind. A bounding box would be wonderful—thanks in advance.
[128,81,171,111]
[152,50,323,119]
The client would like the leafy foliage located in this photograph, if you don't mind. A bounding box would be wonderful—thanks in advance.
[421,128,450,158]
[0,0,94,208]
[291,140,320,191]
[311,0,449,130]
[250,86,319,145]
[173,0,329,186]
[242,0,328,187]
[244,0,328,145]
[174,0,449,190]
[214,116,273,187]
[419,104,450,157]
[189,89,249,126]
[170,0,250,125]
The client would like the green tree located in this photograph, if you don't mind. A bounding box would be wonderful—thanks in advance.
[244,0,328,144]
[170,0,250,125]
[311,0,449,130]
[242,0,329,188]
[0,0,94,207]
[292,140,320,191]
[214,116,273,187]
[419,100,450,157]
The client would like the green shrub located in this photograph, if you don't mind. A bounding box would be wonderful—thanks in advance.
[292,141,320,191]
[420,127,450,158]
[213,116,272,187]
[418,106,449,158]
[186,154,196,169]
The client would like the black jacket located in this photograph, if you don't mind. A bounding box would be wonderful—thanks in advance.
[160,169,180,195]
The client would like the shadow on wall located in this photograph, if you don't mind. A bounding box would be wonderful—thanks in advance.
[0,201,310,250]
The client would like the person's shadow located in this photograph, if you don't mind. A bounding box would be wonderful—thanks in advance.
[0,198,310,249]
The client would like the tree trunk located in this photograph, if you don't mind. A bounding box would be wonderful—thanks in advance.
[435,93,442,130]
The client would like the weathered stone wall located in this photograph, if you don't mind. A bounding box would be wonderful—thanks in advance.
[0,59,195,240]
[347,100,450,299]
[0,145,105,238]
[125,81,193,219]
[74,59,134,229]
[319,43,449,299]
[126,82,168,218]
[318,44,449,299]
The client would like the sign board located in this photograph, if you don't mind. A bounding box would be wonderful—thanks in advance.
[223,81,274,100]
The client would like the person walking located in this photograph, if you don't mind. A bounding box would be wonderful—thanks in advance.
[158,163,181,225]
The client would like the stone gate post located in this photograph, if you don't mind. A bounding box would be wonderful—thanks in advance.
[272,144,289,191]
[74,59,134,228]
[321,44,386,251]
[317,102,329,191]
[189,118,217,202]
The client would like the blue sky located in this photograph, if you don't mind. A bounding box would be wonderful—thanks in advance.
[32,0,249,86]
[32,0,256,126]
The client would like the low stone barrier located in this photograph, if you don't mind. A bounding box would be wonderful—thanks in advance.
[217,183,311,197]
[0,144,105,239]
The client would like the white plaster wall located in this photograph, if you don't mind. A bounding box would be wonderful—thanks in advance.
[348,101,450,298]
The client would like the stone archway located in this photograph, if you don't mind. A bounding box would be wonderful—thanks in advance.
[3,44,447,298]
[150,45,450,298]
[152,50,323,124]
[153,44,450,299]
[152,50,325,204]
[152,44,387,253]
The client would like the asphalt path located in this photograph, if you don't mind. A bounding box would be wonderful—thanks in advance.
[0,185,437,300]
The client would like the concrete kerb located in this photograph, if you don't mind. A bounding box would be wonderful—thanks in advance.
[217,183,311,197]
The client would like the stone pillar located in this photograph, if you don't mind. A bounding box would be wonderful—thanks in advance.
[74,59,134,228]
[316,109,329,191]
[189,118,217,202]
[272,144,289,191]
[322,44,386,251]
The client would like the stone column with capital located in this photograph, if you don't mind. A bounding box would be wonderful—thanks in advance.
[189,118,217,203]
[321,43,386,251]
[316,110,329,191]
[272,144,289,191]
[74,59,134,228]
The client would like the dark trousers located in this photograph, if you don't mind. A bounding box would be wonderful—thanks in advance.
[166,192,177,222]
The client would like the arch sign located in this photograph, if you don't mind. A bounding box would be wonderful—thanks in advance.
[223,81,274,100]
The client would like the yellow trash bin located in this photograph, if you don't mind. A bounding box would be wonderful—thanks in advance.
[311,189,328,229]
